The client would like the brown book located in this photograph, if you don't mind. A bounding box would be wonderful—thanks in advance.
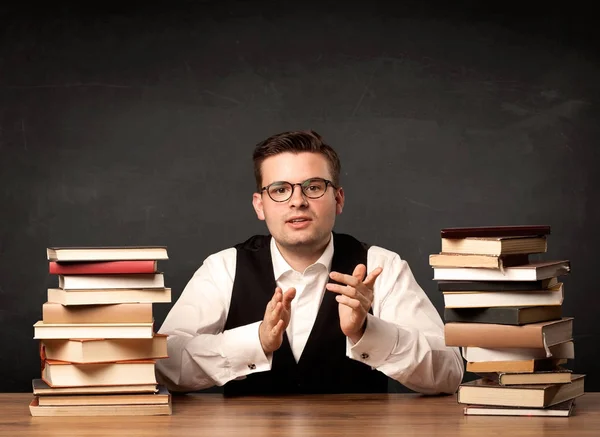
[457,375,585,408]
[466,358,567,373]
[477,369,573,385]
[444,317,573,348]
[41,334,168,363]
[32,379,158,395]
[37,385,170,406]
[441,225,551,239]
[42,302,153,324]
[42,359,157,387]
[463,398,575,416]
[429,253,530,269]
[29,397,172,416]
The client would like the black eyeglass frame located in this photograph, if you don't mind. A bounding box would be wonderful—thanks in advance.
[260,178,338,202]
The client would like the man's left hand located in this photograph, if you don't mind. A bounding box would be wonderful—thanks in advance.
[326,264,383,343]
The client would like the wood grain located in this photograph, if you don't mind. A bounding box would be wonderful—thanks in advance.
[2,392,599,436]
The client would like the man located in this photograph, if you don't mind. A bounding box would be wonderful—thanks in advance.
[156,130,463,395]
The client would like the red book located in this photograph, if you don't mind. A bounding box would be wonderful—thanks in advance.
[49,260,158,275]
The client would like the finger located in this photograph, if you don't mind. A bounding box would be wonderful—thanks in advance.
[329,271,360,287]
[326,283,370,307]
[264,301,282,328]
[267,287,282,311]
[363,267,383,288]
[335,295,363,310]
[271,301,283,320]
[352,264,367,282]
[326,283,357,298]
[282,287,296,308]
[271,319,285,336]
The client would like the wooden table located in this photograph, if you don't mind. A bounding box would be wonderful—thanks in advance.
[2,392,599,436]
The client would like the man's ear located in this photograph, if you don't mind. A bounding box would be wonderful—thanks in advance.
[252,192,266,221]
[335,187,345,215]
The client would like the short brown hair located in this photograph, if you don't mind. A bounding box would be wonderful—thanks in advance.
[252,130,341,191]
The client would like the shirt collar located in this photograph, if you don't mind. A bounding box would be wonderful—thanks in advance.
[270,233,334,280]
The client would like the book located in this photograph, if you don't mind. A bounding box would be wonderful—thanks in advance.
[42,359,157,387]
[433,261,570,281]
[442,284,564,309]
[58,273,165,290]
[49,260,158,275]
[437,278,558,292]
[444,306,562,325]
[47,287,171,305]
[463,398,575,417]
[42,302,154,324]
[463,341,574,362]
[441,225,551,239]
[466,358,567,373]
[37,385,170,406]
[457,374,585,408]
[47,246,169,262]
[32,379,158,395]
[440,236,547,256]
[477,369,573,385]
[33,321,154,339]
[41,334,168,363]
[444,318,573,349]
[29,397,172,416]
[429,253,529,269]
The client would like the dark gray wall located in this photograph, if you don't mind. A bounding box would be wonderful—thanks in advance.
[1,1,599,392]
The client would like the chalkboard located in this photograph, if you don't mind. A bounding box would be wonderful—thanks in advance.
[1,2,599,393]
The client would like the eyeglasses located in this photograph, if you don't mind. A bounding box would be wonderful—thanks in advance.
[260,178,337,202]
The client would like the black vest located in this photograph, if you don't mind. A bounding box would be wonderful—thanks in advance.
[223,232,389,396]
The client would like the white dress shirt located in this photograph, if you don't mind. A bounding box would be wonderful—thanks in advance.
[155,234,464,394]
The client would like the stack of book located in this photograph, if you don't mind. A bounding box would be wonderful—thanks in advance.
[429,225,585,417]
[30,246,173,417]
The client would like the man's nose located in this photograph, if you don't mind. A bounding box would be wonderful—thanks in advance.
[289,184,308,207]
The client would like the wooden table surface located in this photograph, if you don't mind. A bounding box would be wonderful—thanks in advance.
[2,392,599,436]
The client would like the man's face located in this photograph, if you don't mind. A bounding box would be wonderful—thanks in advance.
[252,152,344,253]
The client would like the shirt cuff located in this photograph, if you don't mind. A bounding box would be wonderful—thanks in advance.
[346,314,397,368]
[221,321,272,379]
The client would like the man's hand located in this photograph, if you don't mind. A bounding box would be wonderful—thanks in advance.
[326,264,383,343]
[259,287,296,355]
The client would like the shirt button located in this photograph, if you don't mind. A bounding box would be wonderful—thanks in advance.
[248,363,256,370]
[361,353,369,360]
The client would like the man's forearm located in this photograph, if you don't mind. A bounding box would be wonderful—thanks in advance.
[156,322,272,392]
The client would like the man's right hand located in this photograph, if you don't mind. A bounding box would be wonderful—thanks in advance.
[259,286,296,354]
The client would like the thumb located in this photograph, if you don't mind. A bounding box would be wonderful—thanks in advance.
[352,264,367,282]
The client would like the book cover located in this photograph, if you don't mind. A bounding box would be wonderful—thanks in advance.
[441,225,551,239]
[49,260,158,275]
[444,306,562,325]
[437,278,558,292]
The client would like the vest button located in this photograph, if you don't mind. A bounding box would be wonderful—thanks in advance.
[361,353,369,360]
[248,363,256,370]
